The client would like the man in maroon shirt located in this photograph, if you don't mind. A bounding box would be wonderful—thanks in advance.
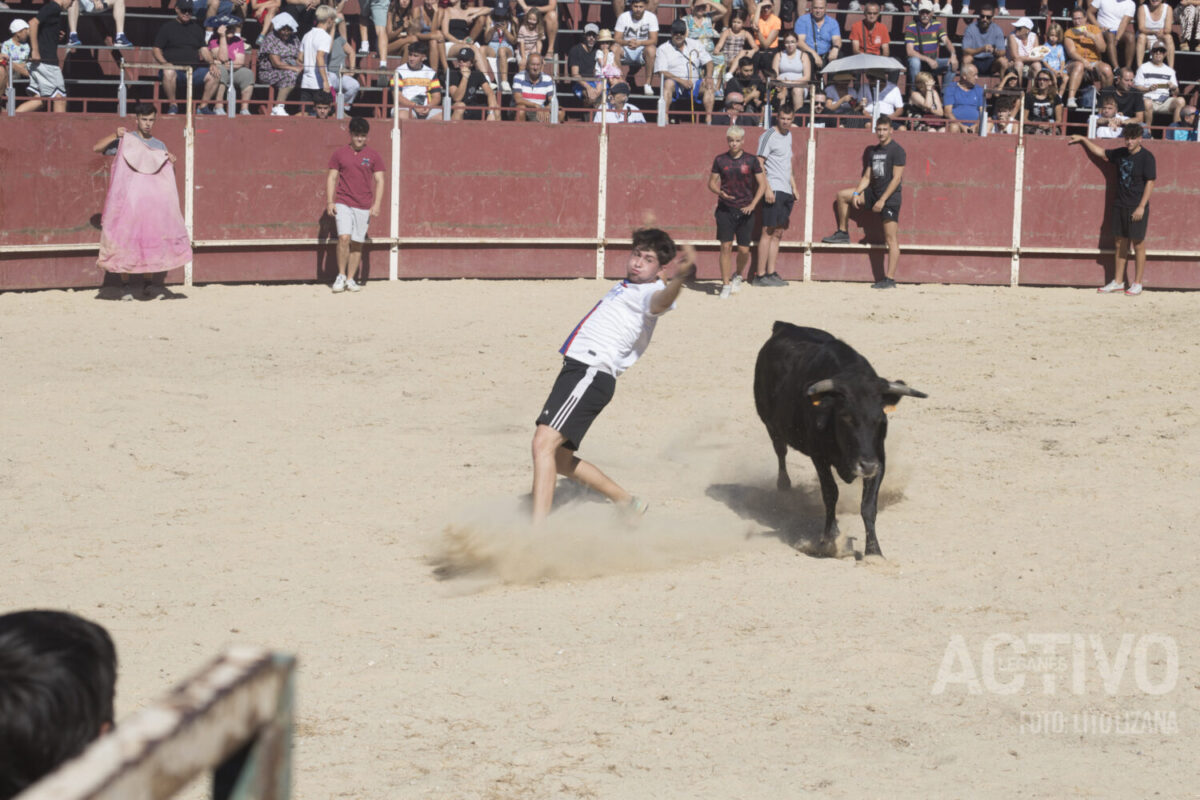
[325,117,385,293]
[708,125,766,299]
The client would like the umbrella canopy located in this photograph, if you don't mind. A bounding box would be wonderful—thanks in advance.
[820,53,905,76]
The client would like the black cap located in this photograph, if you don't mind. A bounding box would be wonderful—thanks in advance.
[670,19,688,34]
[610,81,630,95]
[456,47,474,61]
[1151,42,1167,52]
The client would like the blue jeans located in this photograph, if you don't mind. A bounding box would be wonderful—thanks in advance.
[908,56,953,84]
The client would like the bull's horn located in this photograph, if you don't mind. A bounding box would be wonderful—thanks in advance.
[806,379,836,396]
[886,381,928,399]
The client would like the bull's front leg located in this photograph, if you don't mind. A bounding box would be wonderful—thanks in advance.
[812,460,850,558]
[860,459,885,558]
[771,433,791,490]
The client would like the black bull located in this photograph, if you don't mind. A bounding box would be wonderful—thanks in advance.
[753,322,927,558]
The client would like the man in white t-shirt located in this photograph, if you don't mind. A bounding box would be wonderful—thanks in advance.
[1089,0,1135,72]
[615,0,659,94]
[299,5,335,111]
[654,19,714,122]
[592,81,647,123]
[530,228,695,524]
[1135,42,1183,124]
[393,42,443,119]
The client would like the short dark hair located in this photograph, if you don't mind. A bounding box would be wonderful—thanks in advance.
[349,117,370,135]
[134,102,156,117]
[313,89,333,105]
[631,227,676,269]
[0,610,117,800]
[411,41,428,56]
[730,7,748,22]
[737,56,754,70]
[1121,122,1143,139]
[875,114,894,128]
[777,102,796,116]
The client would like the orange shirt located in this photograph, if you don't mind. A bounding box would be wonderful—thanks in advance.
[849,20,890,56]
[755,13,781,49]
[1065,23,1102,64]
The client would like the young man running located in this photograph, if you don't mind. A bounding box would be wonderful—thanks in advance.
[754,103,797,287]
[708,125,766,299]
[530,229,695,523]
[822,114,906,289]
[1069,123,1156,295]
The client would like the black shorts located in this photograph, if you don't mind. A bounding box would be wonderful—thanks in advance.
[762,191,794,229]
[535,357,616,450]
[1112,205,1149,242]
[715,205,755,246]
[865,187,902,222]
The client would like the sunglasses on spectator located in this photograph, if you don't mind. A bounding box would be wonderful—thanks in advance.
[979,13,993,19]
[1036,76,1050,81]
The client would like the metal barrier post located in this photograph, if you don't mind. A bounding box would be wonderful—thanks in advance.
[389,82,400,281]
[550,89,559,124]
[226,67,236,118]
[185,66,195,287]
[117,64,127,117]
[656,86,666,127]
[336,66,345,119]
[6,62,13,116]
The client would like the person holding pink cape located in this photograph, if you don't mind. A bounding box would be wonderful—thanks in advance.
[92,103,193,300]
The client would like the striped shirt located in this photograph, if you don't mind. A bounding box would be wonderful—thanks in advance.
[393,63,441,104]
[904,20,945,58]
[512,70,554,106]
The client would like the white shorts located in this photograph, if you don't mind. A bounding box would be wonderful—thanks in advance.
[335,203,370,243]
[28,63,66,98]
[1149,95,1176,113]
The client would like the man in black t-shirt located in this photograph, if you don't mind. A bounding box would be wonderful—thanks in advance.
[725,57,766,114]
[448,46,496,121]
[707,125,766,299]
[567,24,602,108]
[821,115,906,289]
[25,0,73,113]
[153,1,213,114]
[1069,124,1157,296]
[1098,68,1145,124]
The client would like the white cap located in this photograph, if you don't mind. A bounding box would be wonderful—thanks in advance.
[1013,16,1034,29]
[272,12,298,30]
[10,19,29,34]
[917,0,935,11]
[583,22,600,34]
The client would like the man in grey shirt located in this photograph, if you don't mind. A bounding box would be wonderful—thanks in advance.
[754,104,798,287]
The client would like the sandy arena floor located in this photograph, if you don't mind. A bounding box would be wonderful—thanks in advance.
[2,276,1197,798]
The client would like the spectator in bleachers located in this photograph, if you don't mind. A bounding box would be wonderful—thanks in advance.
[449,45,497,119]
[393,41,442,117]
[1023,68,1062,133]
[726,55,766,113]
[384,0,417,59]
[861,70,903,120]
[1,20,32,97]
[299,5,335,111]
[593,80,646,121]
[1064,6,1111,108]
[0,610,118,800]
[411,0,443,74]
[258,12,302,114]
[359,0,388,62]
[905,0,957,85]
[961,4,1008,77]
[483,7,516,92]
[595,28,623,80]
[1041,22,1067,95]
[67,0,131,49]
[248,0,280,46]
[906,68,943,129]
[1167,104,1197,139]
[614,0,659,16]
[516,8,545,72]
[793,0,840,71]
[943,61,984,132]
[1135,43,1182,126]
[616,0,659,95]
[1101,66,1143,123]
[1180,0,1200,53]
[440,0,489,73]
[1136,0,1174,68]
[990,92,1018,132]
[715,90,759,125]
[822,72,864,127]
[152,1,215,115]
[24,0,74,114]
[749,0,781,74]
[1088,0,1134,74]
[848,1,889,56]
[512,51,557,120]
[655,19,715,122]
[198,21,253,113]
[713,8,757,86]
[515,0,557,56]
[311,87,332,115]
[772,31,810,110]
[1092,92,1128,135]
[327,25,359,109]
[685,0,722,60]
[568,23,603,106]
[198,0,245,29]
[1004,16,1039,87]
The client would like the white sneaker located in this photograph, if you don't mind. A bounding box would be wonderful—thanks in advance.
[997,5,1009,14]
[239,107,251,115]
[643,84,655,96]
[719,284,732,299]
[848,0,863,10]
[940,2,952,14]
[730,274,744,293]
[270,104,288,116]
[500,80,512,93]
[960,2,970,12]
[1066,97,1078,109]
[1097,280,1124,293]
[345,276,362,292]
[359,41,369,54]
[1124,283,1143,296]
[332,274,347,293]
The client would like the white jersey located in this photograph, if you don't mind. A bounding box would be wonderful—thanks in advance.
[654,37,712,78]
[559,280,670,376]
[300,27,332,90]
[1090,0,1135,31]
[593,101,647,123]
[615,10,659,43]
[1134,61,1177,103]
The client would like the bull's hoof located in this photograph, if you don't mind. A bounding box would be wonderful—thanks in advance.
[777,476,791,491]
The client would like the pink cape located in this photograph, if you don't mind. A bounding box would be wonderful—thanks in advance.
[97,134,193,274]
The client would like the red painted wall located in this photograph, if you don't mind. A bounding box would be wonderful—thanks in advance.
[2,115,1197,291]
